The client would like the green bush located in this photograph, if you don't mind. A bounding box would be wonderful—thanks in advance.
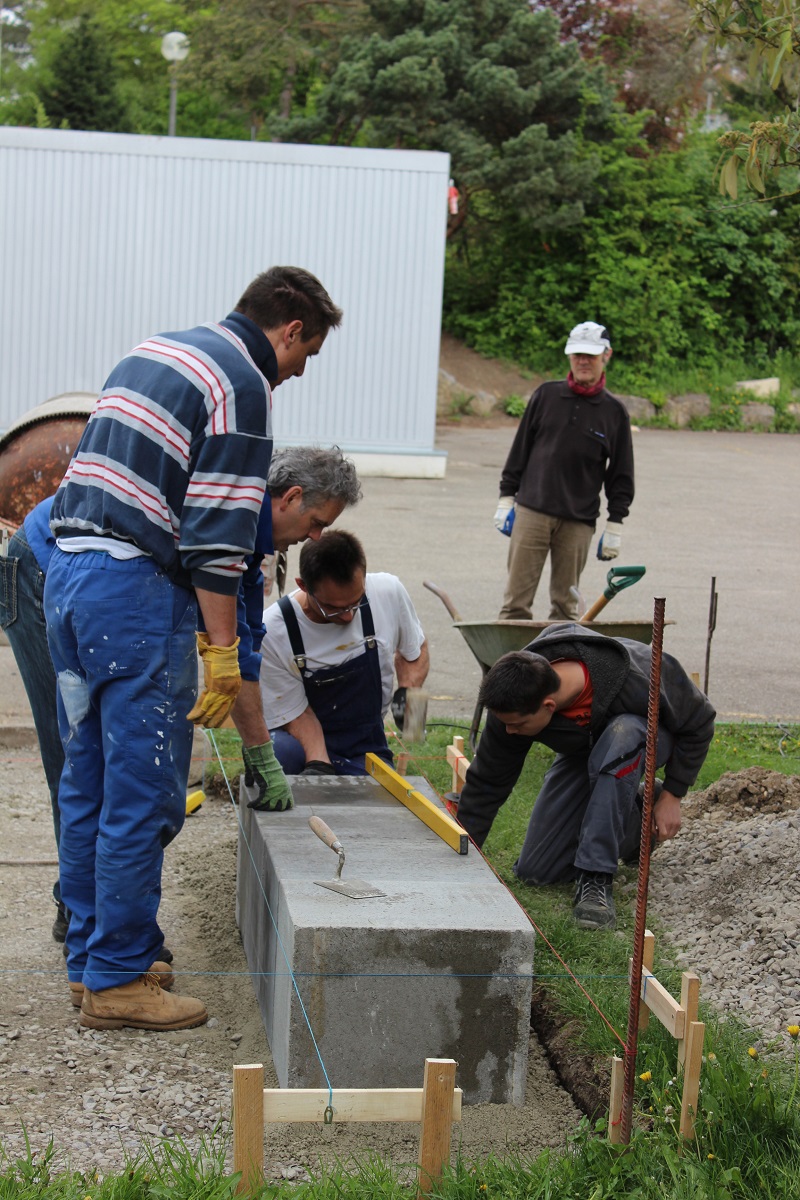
[444,126,800,387]
[503,393,527,418]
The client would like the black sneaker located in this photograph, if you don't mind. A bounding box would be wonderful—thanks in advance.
[573,872,616,930]
[52,900,69,943]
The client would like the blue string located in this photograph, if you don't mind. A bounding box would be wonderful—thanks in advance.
[208,730,334,1113]
[2,968,634,981]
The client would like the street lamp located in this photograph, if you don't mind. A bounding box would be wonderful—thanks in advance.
[161,31,189,137]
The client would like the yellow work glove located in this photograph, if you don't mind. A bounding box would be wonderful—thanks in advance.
[187,633,242,728]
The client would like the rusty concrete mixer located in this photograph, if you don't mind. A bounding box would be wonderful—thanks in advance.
[0,393,95,526]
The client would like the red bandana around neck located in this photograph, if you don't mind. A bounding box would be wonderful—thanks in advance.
[567,370,606,397]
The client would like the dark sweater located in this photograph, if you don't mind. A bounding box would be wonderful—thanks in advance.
[499,380,634,525]
[458,624,716,848]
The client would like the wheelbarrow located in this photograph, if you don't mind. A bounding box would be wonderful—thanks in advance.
[424,566,665,748]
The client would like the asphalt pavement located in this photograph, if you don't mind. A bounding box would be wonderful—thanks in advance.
[310,425,800,726]
[1,426,798,732]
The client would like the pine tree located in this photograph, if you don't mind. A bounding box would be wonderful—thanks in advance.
[42,14,128,131]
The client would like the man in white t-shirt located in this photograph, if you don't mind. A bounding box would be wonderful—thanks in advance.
[259,529,429,775]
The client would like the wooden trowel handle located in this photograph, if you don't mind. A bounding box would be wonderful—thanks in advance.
[308,815,343,854]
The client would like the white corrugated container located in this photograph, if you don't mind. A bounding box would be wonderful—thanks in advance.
[0,128,449,476]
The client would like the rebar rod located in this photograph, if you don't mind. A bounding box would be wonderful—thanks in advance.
[619,595,666,1143]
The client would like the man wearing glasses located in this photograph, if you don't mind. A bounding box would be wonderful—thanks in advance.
[259,529,429,775]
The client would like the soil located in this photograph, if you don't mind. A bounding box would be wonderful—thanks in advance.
[437,333,539,428]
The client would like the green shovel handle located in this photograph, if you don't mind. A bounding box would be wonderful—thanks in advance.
[604,565,646,600]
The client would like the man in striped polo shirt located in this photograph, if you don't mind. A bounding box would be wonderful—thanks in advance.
[44,266,342,1031]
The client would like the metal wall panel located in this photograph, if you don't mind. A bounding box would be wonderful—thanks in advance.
[0,129,449,461]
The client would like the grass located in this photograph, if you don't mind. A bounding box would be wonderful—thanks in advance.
[3,722,799,1198]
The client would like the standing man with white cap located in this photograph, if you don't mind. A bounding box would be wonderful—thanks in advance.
[494,321,634,622]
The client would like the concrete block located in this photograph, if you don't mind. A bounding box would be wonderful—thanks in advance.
[735,377,780,398]
[236,775,534,1105]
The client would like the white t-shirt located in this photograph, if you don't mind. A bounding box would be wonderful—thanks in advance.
[260,572,425,728]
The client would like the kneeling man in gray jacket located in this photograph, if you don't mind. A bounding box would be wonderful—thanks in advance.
[456,624,715,930]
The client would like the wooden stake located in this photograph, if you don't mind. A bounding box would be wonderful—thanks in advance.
[232,1064,265,1195]
[609,1056,624,1144]
[396,752,410,776]
[679,1021,705,1139]
[446,736,468,795]
[678,974,700,1070]
[638,930,655,1032]
[417,1058,457,1199]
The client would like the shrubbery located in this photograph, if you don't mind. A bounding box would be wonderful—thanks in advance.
[444,120,800,394]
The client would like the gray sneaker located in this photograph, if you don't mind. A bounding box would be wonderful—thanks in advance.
[573,872,616,929]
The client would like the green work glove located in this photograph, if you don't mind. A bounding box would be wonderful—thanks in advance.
[243,742,294,812]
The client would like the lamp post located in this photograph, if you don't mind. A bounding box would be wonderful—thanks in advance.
[161,31,189,137]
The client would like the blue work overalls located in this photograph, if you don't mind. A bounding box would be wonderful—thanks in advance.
[270,595,394,775]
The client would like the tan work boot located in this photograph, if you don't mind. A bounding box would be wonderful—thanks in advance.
[69,961,174,1008]
[80,971,207,1031]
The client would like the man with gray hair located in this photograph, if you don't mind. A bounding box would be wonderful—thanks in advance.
[233,445,362,799]
[494,322,634,622]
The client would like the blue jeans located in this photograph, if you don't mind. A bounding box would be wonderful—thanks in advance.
[514,715,674,883]
[0,529,63,905]
[44,549,197,990]
[270,728,372,776]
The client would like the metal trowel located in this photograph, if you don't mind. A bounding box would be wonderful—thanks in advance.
[308,815,386,899]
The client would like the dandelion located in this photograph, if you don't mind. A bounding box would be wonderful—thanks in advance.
[479,1186,487,1193]
[708,1154,715,1161]
[639,1070,652,1082]
[748,1047,758,1059]
[708,1052,717,1061]
[787,1025,800,1039]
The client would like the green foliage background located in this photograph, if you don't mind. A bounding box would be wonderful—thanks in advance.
[444,118,800,391]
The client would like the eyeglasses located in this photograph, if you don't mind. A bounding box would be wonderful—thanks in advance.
[307,591,366,620]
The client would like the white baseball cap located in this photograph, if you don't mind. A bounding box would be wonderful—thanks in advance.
[564,322,611,355]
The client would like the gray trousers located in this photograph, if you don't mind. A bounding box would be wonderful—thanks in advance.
[499,504,594,621]
[514,715,675,883]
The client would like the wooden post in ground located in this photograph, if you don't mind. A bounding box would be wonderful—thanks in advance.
[678,974,700,1069]
[449,735,465,794]
[639,930,655,1031]
[416,1058,457,1199]
[233,1064,265,1195]
[679,1021,705,1139]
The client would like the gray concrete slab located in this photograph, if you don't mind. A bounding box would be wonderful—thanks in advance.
[274,426,800,724]
[236,774,534,1104]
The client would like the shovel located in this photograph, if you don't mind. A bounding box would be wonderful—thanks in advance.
[308,815,386,899]
[580,565,646,624]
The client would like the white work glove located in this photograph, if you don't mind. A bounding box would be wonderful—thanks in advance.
[493,497,516,536]
[597,521,623,561]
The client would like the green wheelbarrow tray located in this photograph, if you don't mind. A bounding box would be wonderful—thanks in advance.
[454,616,659,675]
[423,577,673,749]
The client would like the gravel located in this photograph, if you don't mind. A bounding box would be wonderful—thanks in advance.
[650,767,800,1037]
